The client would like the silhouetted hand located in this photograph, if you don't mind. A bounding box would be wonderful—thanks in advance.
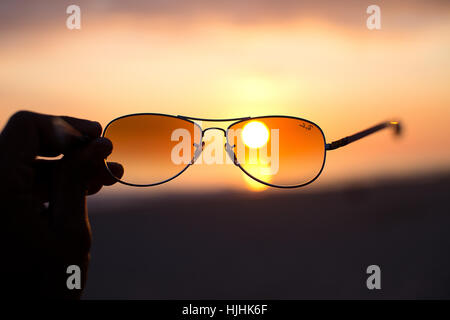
[0,111,123,299]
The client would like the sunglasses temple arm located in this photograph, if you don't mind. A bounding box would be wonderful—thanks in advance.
[326,120,402,151]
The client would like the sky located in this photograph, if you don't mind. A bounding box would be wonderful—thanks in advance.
[0,0,449,194]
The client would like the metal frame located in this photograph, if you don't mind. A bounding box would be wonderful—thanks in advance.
[224,115,327,189]
[102,113,203,187]
[102,113,401,189]
[326,121,401,150]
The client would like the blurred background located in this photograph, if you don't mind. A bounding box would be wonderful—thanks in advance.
[1,0,449,298]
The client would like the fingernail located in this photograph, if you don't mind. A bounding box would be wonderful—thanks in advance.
[53,117,86,146]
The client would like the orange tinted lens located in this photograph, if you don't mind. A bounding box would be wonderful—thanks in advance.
[104,115,202,185]
[227,117,325,187]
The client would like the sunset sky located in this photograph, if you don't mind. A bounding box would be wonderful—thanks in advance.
[1,0,449,194]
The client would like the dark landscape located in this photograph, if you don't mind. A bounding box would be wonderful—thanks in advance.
[85,171,450,299]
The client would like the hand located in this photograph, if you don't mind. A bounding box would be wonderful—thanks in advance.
[0,111,123,299]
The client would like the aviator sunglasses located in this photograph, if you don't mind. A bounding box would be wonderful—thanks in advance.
[102,114,401,188]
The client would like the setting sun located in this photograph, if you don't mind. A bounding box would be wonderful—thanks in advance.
[0,1,449,194]
[241,121,270,149]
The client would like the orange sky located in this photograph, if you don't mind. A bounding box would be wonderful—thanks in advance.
[0,0,449,194]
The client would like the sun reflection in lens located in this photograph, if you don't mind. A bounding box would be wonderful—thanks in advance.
[241,155,273,191]
[242,171,269,191]
[241,121,270,149]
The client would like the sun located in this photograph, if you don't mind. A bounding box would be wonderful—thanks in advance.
[241,121,270,149]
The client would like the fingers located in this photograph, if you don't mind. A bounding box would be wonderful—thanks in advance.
[48,137,116,253]
[71,137,113,172]
[33,158,123,202]
[0,111,113,271]
[99,162,124,187]
[87,162,124,196]
[60,116,102,139]
[33,160,123,201]
[0,111,102,164]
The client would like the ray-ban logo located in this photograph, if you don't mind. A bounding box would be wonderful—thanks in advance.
[299,123,312,131]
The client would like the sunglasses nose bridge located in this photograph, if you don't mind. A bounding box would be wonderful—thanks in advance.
[191,127,228,165]
[202,127,227,136]
[193,127,238,165]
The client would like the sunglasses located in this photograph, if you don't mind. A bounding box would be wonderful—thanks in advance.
[103,114,401,188]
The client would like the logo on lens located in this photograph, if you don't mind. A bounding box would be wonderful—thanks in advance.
[299,122,312,131]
